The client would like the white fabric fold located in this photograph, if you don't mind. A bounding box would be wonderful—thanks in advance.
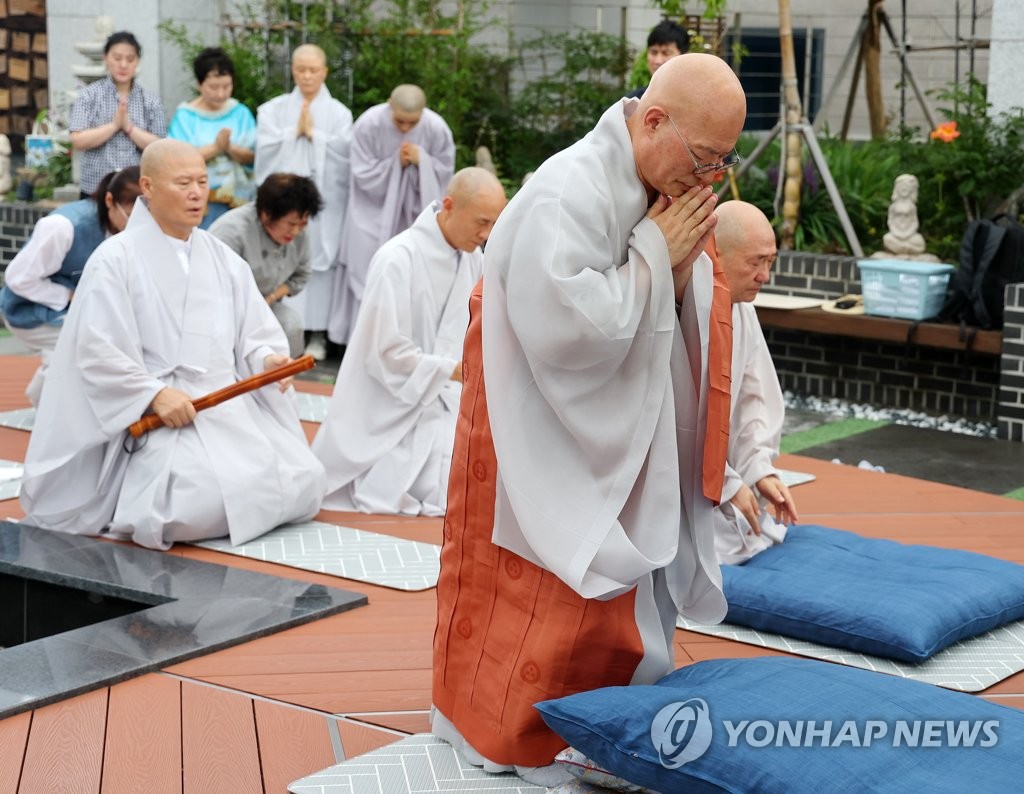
[482,99,726,623]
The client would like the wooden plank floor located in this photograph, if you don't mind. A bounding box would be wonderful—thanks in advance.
[2,353,1024,790]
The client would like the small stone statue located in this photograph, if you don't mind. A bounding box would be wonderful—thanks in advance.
[475,145,498,177]
[873,174,939,261]
[0,134,12,195]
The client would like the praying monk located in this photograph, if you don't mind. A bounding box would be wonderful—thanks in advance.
[20,139,326,551]
[255,44,352,361]
[432,53,746,780]
[312,168,506,516]
[329,84,455,346]
[712,200,798,563]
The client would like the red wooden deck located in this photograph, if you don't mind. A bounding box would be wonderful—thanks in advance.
[1,353,1023,791]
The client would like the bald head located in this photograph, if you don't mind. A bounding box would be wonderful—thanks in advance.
[389,84,427,114]
[714,201,777,303]
[389,84,427,134]
[629,53,746,198]
[446,166,503,204]
[438,167,507,253]
[140,138,204,180]
[641,53,745,123]
[139,139,209,240]
[292,44,328,99]
[292,43,326,67]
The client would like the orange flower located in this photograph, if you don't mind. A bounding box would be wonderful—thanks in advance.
[930,121,960,143]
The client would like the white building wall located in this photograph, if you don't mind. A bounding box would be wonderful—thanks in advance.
[989,0,1024,118]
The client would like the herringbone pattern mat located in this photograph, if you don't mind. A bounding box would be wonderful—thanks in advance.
[677,616,1024,692]
[195,520,440,590]
[289,734,545,793]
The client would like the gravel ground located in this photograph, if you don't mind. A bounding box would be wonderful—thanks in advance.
[784,392,998,439]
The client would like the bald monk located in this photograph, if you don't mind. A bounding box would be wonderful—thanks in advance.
[312,168,506,515]
[255,44,353,361]
[20,139,326,550]
[432,53,746,782]
[712,200,798,563]
[330,84,455,345]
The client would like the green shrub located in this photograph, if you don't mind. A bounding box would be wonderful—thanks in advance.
[732,76,1024,262]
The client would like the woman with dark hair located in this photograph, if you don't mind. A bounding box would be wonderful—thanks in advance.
[0,167,142,404]
[168,47,257,228]
[209,173,323,356]
[69,32,165,198]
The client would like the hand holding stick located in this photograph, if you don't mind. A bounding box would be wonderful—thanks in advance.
[127,355,315,438]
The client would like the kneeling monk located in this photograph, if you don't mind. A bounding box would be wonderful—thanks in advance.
[20,139,326,550]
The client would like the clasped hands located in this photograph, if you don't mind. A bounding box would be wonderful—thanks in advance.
[399,141,420,167]
[297,102,315,139]
[112,97,134,135]
[148,355,297,428]
[647,186,718,302]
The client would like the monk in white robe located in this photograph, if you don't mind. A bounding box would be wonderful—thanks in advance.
[713,200,798,563]
[20,140,326,551]
[255,44,352,360]
[432,54,747,780]
[329,84,455,345]
[313,168,506,515]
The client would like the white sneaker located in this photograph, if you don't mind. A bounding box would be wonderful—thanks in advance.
[304,334,327,361]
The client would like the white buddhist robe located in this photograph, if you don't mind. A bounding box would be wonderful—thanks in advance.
[329,103,455,345]
[255,86,352,331]
[20,199,326,550]
[312,203,479,515]
[483,97,727,668]
[714,301,788,564]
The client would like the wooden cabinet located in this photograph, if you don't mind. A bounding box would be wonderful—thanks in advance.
[0,0,48,146]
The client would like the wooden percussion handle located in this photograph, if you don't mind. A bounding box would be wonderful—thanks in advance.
[127,355,316,438]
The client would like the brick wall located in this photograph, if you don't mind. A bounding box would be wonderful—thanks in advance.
[765,252,1020,436]
[0,202,48,272]
[766,327,1000,421]
[998,284,1024,441]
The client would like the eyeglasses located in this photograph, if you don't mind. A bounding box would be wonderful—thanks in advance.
[665,115,741,175]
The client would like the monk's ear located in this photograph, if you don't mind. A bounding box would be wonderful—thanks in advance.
[442,195,455,213]
[139,175,154,197]
[643,106,667,136]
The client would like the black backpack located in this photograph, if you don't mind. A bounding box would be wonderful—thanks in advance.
[940,214,1024,330]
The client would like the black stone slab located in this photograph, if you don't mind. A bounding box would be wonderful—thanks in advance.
[795,424,1024,496]
[0,520,367,719]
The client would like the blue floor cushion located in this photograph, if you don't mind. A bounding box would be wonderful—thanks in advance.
[721,524,1024,662]
[537,657,1024,793]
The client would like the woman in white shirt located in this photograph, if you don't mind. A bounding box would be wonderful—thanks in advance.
[0,167,141,404]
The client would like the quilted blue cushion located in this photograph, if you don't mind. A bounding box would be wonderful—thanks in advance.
[537,657,1024,793]
[721,524,1024,662]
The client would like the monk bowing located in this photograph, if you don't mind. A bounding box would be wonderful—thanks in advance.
[432,53,747,784]
[21,139,326,550]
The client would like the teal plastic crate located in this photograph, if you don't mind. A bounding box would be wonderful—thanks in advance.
[857,259,955,320]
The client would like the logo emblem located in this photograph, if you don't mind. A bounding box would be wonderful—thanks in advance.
[651,698,713,768]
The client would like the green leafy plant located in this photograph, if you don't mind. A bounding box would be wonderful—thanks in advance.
[734,133,904,255]
[506,30,632,177]
[892,75,1024,258]
[650,1,728,19]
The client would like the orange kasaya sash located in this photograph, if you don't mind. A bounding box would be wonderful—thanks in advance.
[703,236,733,505]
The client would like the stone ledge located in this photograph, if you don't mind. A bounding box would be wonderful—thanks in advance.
[755,306,1003,356]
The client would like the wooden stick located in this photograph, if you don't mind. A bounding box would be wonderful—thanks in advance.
[127,355,316,439]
